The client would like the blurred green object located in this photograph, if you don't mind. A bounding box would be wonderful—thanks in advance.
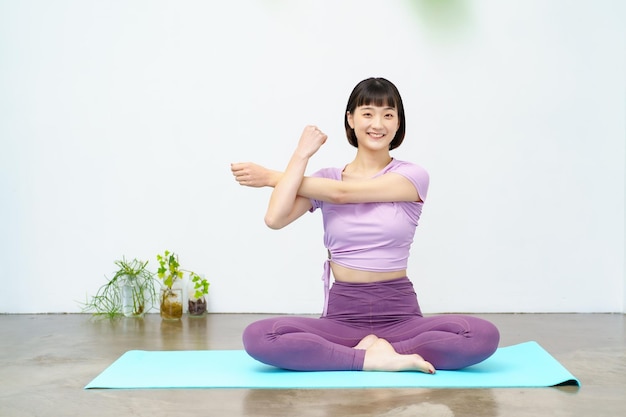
[412,0,473,39]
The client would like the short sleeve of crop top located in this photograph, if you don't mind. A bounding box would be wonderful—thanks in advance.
[309,158,430,212]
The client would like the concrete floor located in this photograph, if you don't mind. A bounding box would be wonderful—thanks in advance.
[0,313,624,417]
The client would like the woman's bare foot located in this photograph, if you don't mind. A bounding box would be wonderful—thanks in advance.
[363,338,435,374]
[354,334,379,350]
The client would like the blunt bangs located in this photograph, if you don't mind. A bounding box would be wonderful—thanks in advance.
[354,84,398,111]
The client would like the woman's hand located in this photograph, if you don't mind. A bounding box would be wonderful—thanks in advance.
[295,125,328,159]
[231,162,280,188]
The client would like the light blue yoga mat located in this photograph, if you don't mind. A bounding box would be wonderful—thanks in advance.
[85,341,579,389]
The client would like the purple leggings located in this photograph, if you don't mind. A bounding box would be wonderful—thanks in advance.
[242,277,500,371]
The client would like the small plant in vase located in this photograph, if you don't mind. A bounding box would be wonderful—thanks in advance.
[188,272,210,317]
[156,250,185,320]
[82,257,156,319]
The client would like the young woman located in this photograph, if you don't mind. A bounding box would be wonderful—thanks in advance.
[231,78,499,373]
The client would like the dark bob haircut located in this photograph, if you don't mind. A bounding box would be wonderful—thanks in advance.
[344,77,406,150]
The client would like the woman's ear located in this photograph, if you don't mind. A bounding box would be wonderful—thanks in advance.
[346,111,354,129]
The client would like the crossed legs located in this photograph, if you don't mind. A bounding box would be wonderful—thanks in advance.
[242,314,499,373]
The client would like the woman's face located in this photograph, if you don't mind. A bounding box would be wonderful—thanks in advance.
[347,104,399,151]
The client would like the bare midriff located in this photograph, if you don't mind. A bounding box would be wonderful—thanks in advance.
[330,262,407,284]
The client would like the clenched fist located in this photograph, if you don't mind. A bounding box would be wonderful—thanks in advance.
[295,125,328,159]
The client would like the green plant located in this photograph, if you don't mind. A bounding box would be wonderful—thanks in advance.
[156,250,184,289]
[188,272,209,316]
[82,257,156,319]
[189,272,210,300]
[157,250,209,317]
[156,250,206,293]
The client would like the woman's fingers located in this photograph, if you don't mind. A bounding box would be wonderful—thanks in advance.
[230,162,267,187]
[230,163,248,184]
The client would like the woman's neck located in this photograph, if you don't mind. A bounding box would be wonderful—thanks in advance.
[343,150,393,178]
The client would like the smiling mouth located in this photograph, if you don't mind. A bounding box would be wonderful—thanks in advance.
[368,132,385,139]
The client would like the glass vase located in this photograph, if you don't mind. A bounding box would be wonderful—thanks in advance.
[120,277,148,318]
[188,296,207,317]
[160,286,183,320]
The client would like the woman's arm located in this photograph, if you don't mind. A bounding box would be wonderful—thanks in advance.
[299,174,420,203]
[231,164,421,204]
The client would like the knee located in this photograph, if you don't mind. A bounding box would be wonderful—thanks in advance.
[242,319,273,359]
[477,320,500,357]
[242,321,262,351]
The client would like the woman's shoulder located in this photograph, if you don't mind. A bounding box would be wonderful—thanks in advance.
[385,158,429,177]
[385,159,430,201]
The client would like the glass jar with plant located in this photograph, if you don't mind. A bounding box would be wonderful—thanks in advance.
[156,250,185,320]
[83,257,156,319]
[188,273,210,317]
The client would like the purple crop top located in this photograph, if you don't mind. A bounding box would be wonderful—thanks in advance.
[309,158,429,315]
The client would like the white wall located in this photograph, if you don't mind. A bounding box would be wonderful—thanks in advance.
[1,0,624,314]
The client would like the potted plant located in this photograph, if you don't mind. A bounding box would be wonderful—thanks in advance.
[156,250,208,319]
[188,273,210,316]
[83,257,156,319]
[156,250,185,320]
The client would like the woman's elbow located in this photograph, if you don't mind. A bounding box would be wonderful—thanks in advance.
[328,188,350,205]
[264,214,285,230]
